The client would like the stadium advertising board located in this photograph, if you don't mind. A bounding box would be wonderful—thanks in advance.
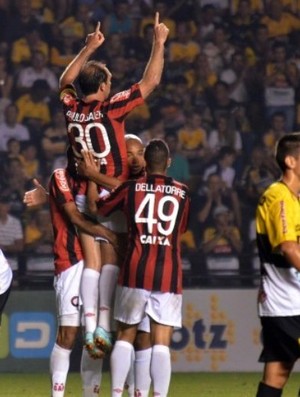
[1,290,300,372]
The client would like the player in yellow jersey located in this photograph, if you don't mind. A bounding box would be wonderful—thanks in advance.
[255,132,300,397]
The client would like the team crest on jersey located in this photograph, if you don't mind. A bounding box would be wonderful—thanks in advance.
[110,89,130,103]
[55,169,70,192]
[62,93,73,105]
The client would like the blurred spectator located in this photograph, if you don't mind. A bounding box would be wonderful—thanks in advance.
[196,4,218,43]
[262,111,288,155]
[261,0,300,41]
[229,0,260,47]
[16,50,58,97]
[202,24,235,74]
[164,131,190,183]
[245,23,272,66]
[0,195,24,272]
[0,54,13,118]
[198,0,230,17]
[203,146,236,188]
[24,208,53,255]
[0,103,30,151]
[19,140,41,180]
[59,2,95,41]
[207,114,242,161]
[4,138,22,161]
[15,79,51,139]
[219,51,249,104]
[138,117,166,145]
[5,0,40,44]
[206,81,247,131]
[11,25,49,71]
[264,42,298,131]
[238,145,277,213]
[159,100,185,133]
[196,172,242,231]
[101,32,125,62]
[202,204,242,282]
[186,53,217,118]
[177,110,209,174]
[102,0,135,38]
[41,107,68,175]
[50,25,80,74]
[0,157,29,217]
[168,21,200,67]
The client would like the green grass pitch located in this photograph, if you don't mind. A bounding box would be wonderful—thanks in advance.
[0,372,299,397]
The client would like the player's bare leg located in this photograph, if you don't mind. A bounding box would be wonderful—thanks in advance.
[79,232,102,355]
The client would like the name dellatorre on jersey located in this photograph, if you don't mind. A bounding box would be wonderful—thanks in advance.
[135,182,186,199]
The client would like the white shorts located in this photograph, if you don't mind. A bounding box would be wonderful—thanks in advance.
[138,315,150,333]
[75,193,127,237]
[114,286,182,328]
[53,260,83,327]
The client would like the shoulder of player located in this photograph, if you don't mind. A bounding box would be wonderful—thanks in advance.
[108,83,141,105]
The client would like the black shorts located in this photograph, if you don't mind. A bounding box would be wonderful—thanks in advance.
[259,316,300,363]
[0,282,12,325]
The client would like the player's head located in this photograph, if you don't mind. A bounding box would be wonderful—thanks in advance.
[275,132,300,172]
[125,134,145,176]
[144,138,170,174]
[78,61,112,98]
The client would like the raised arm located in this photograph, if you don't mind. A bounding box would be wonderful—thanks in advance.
[77,150,121,190]
[59,22,105,89]
[138,12,169,99]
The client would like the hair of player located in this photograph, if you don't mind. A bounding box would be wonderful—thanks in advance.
[125,134,143,143]
[275,132,300,171]
[78,61,108,96]
[144,138,170,172]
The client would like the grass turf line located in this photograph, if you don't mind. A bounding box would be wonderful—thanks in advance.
[0,372,299,396]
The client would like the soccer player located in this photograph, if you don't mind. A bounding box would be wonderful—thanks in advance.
[79,134,152,396]
[0,249,13,327]
[255,132,300,397]
[94,139,190,397]
[24,164,118,397]
[58,13,169,355]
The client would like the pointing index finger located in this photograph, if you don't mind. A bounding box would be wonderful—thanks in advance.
[95,21,100,33]
[154,12,159,26]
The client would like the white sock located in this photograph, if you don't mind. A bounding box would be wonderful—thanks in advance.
[98,264,119,332]
[50,343,71,397]
[81,268,100,333]
[80,348,103,397]
[124,347,135,397]
[111,340,134,397]
[150,345,171,397]
[135,348,152,396]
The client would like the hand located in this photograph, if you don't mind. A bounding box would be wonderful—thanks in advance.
[153,12,169,44]
[85,21,105,51]
[23,178,48,207]
[77,150,99,178]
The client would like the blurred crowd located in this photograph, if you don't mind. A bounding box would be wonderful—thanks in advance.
[0,0,299,288]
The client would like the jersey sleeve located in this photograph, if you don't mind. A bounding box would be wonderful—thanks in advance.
[267,199,298,247]
[96,181,129,216]
[105,83,144,121]
[49,169,75,208]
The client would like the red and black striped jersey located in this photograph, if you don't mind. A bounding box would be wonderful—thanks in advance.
[48,168,83,275]
[97,174,191,293]
[60,83,144,182]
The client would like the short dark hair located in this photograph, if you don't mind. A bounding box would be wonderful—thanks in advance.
[78,61,109,96]
[144,139,169,172]
[275,132,300,171]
